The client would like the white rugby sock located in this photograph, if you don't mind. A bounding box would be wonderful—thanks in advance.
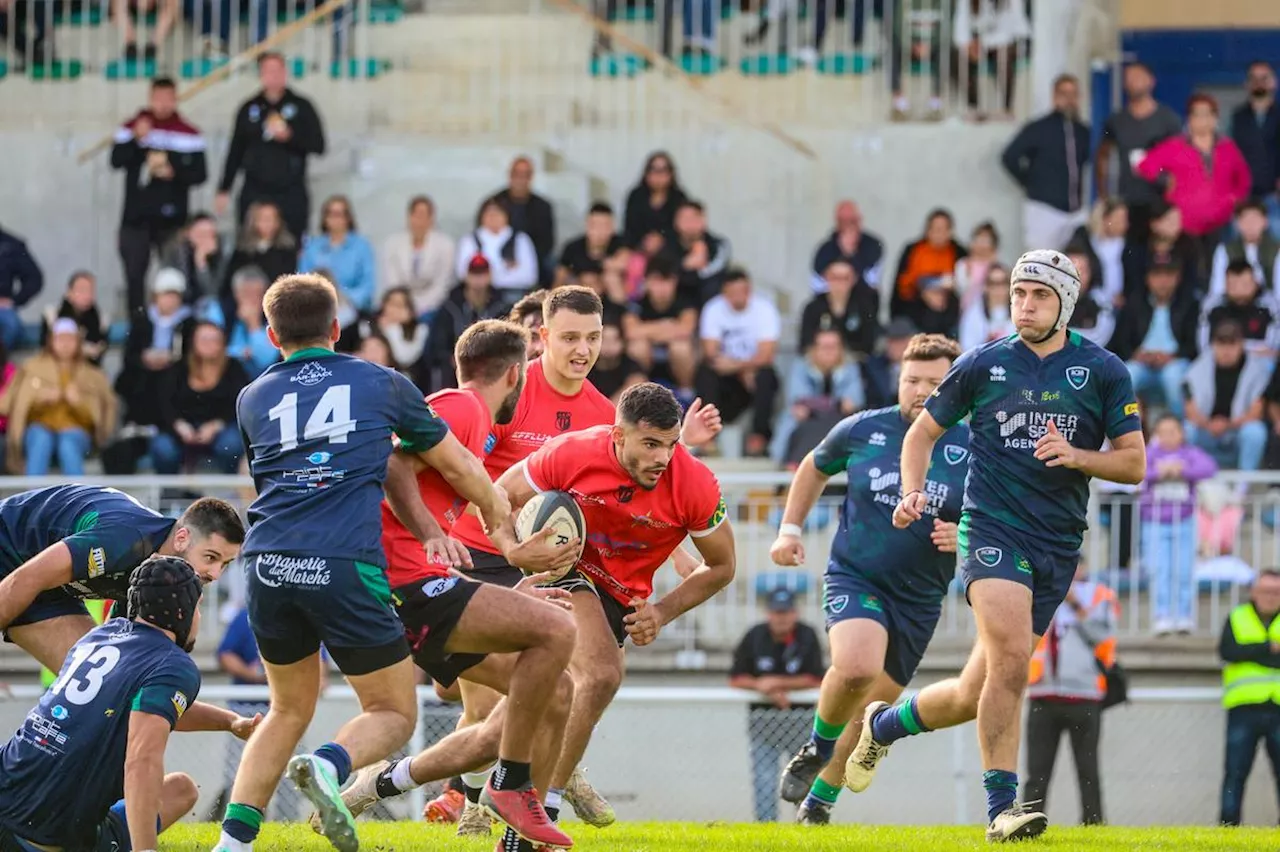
[216,832,254,852]
[390,757,419,793]
[462,765,494,790]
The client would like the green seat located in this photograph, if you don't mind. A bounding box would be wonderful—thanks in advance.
[740,54,797,76]
[105,56,157,80]
[329,57,387,78]
[0,60,7,80]
[816,52,875,75]
[27,59,84,80]
[589,52,647,78]
[180,56,229,79]
[614,5,655,21]
[679,52,722,76]
[367,1,403,23]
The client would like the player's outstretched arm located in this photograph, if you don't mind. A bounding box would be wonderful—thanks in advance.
[174,701,261,739]
[894,410,945,528]
[769,453,831,566]
[0,543,73,630]
[418,432,511,534]
[639,521,737,639]
[123,711,171,852]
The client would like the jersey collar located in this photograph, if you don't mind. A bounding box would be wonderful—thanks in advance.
[284,347,339,363]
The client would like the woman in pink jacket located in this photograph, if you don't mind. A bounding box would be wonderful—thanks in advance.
[1137,93,1252,270]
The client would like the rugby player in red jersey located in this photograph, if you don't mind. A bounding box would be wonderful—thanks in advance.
[491,382,737,852]
[318,320,579,849]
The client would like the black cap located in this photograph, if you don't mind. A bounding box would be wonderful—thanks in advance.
[1212,318,1244,343]
[766,588,797,612]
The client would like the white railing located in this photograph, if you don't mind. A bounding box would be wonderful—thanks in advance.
[0,683,1262,826]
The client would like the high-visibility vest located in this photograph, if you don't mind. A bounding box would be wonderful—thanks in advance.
[1222,603,1280,709]
[40,599,110,688]
[1028,584,1117,694]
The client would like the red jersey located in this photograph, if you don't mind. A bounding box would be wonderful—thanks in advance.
[382,387,491,587]
[525,425,726,605]
[453,358,615,554]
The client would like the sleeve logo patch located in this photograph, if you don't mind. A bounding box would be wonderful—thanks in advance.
[171,691,189,718]
[88,547,107,579]
[1124,402,1139,417]
[707,496,727,530]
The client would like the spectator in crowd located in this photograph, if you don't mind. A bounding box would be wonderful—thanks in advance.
[223,201,297,296]
[0,0,51,68]
[953,221,1001,311]
[1230,61,1280,233]
[668,200,731,305]
[455,197,539,298]
[958,263,1014,352]
[0,225,42,351]
[1124,204,1202,301]
[1199,261,1279,358]
[185,0,269,60]
[1183,319,1270,472]
[356,331,395,368]
[162,212,225,309]
[298,195,377,314]
[1142,413,1217,634]
[0,340,15,470]
[862,317,916,409]
[508,289,547,359]
[588,323,646,403]
[624,151,687,246]
[1218,568,1280,827]
[1096,61,1182,242]
[216,52,326,242]
[1024,558,1117,826]
[375,287,428,382]
[111,77,207,315]
[41,271,107,366]
[696,269,780,457]
[1110,257,1198,417]
[624,254,698,396]
[886,0,942,121]
[559,202,627,281]
[1063,246,1115,349]
[487,157,556,285]
[915,275,961,338]
[1137,93,1252,267]
[950,0,1029,120]
[430,255,508,389]
[210,266,276,378]
[381,195,455,320]
[111,0,178,62]
[891,208,966,324]
[0,318,115,476]
[625,229,668,300]
[566,258,628,334]
[115,267,196,440]
[1088,198,1129,308]
[769,328,864,466]
[809,199,885,292]
[1209,201,1280,298]
[152,320,248,474]
[658,0,717,60]
[1002,73,1092,252]
[729,588,824,823]
[799,259,880,357]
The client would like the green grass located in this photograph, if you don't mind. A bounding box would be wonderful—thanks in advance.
[162,821,1280,851]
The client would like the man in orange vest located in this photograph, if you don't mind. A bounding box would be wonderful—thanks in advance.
[1023,557,1117,825]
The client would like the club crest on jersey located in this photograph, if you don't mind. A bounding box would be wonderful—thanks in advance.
[943,445,968,465]
[1065,366,1090,390]
[616,485,635,504]
[555,411,572,431]
[291,361,332,387]
[975,547,1003,567]
[825,594,849,615]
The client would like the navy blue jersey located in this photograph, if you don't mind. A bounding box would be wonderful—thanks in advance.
[0,619,200,847]
[813,406,969,606]
[925,332,1141,551]
[0,485,176,603]
[237,349,449,565]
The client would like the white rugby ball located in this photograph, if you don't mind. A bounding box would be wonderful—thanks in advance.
[514,490,586,579]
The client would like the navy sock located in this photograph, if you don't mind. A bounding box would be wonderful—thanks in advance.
[491,759,532,792]
[221,803,263,843]
[314,742,352,786]
[809,713,845,762]
[869,695,932,745]
[983,769,1019,823]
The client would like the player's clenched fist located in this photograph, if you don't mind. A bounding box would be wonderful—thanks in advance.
[769,535,805,567]
[930,519,958,553]
[1033,419,1083,469]
[893,490,929,528]
[624,598,665,646]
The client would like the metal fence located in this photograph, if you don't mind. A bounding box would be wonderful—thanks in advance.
[0,682,1271,826]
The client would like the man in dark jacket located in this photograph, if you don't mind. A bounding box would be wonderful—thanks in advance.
[1002,73,1092,252]
[111,77,208,315]
[667,200,731,305]
[485,156,556,287]
[0,227,43,350]
[1230,61,1280,231]
[215,52,326,241]
[809,200,885,292]
[429,254,509,390]
[1109,257,1199,417]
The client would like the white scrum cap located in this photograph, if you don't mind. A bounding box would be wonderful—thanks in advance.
[1011,249,1081,335]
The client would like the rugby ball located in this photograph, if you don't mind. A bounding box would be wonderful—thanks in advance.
[514,490,586,580]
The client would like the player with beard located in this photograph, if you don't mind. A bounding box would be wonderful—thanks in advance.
[447,287,720,834]
[491,383,736,852]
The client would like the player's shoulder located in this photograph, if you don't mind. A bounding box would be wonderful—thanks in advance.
[940,419,972,445]
[1068,331,1128,376]
[670,441,721,487]
[967,335,1019,366]
[831,405,901,440]
[579,379,617,417]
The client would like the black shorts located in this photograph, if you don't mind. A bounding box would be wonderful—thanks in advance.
[393,576,487,687]
[465,547,524,588]
[550,570,635,647]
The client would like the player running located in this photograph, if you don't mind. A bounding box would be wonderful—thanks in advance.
[323,319,577,849]
[0,485,252,737]
[851,251,1145,842]
[215,274,511,852]
[768,334,970,825]
[0,556,206,852]
[492,382,737,852]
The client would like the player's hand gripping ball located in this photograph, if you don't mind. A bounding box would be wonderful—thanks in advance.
[513,490,586,581]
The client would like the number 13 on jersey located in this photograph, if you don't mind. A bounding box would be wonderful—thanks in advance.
[268,385,358,451]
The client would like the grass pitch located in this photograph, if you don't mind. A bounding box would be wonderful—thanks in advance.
[163,821,1279,851]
